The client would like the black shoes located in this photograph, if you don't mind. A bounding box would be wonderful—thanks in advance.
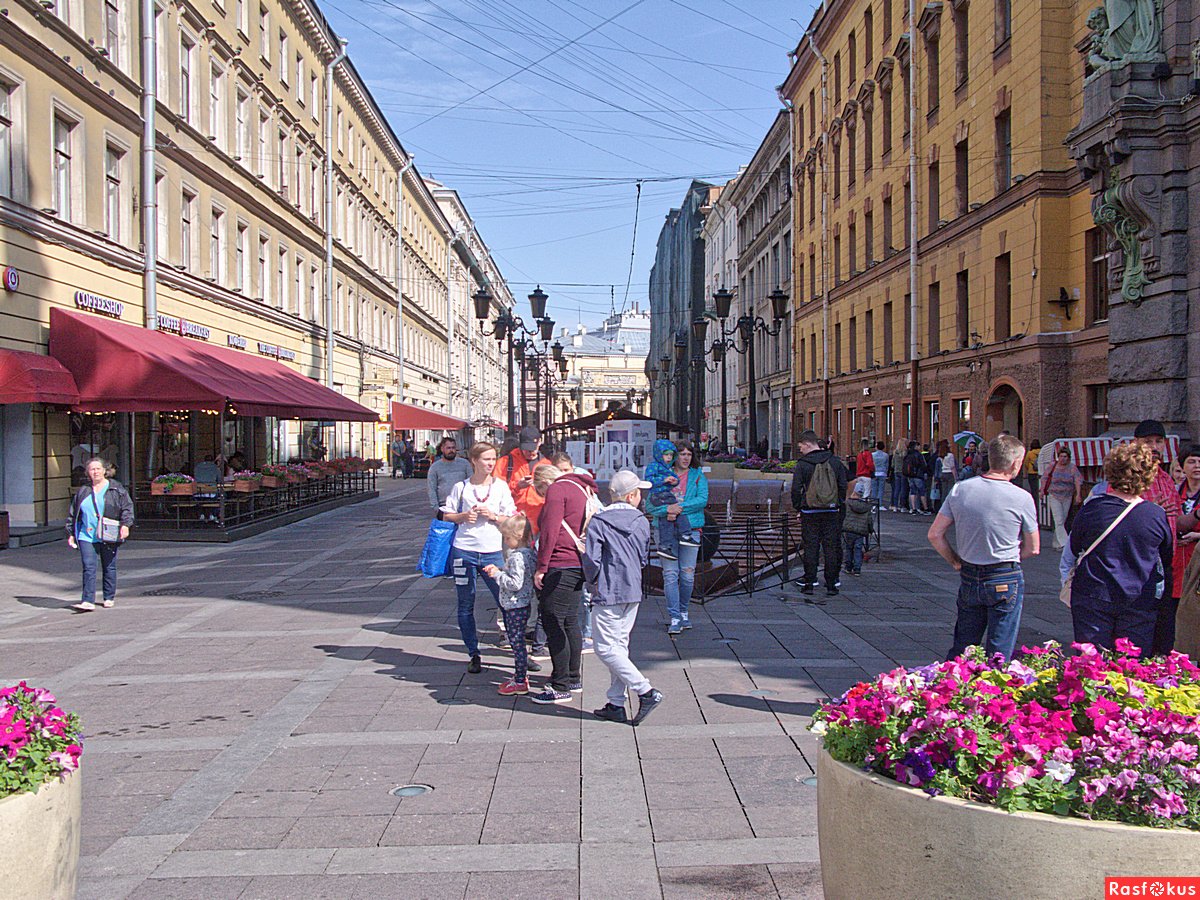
[826,586,840,597]
[632,688,663,726]
[796,581,815,595]
[593,703,629,724]
[467,655,482,674]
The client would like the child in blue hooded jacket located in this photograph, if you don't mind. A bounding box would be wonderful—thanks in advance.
[644,439,700,560]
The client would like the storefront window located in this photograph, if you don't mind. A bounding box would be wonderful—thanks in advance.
[70,413,128,486]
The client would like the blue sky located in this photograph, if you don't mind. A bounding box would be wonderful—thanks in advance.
[320,0,818,327]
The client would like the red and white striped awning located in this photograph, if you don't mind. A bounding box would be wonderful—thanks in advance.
[1040,435,1183,471]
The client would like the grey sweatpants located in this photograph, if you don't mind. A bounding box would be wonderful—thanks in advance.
[593,601,651,707]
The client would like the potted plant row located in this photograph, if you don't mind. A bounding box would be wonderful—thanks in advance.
[260,464,290,489]
[810,641,1200,899]
[229,470,263,493]
[0,682,84,898]
[150,473,196,495]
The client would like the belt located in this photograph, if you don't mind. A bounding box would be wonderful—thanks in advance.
[961,560,1021,572]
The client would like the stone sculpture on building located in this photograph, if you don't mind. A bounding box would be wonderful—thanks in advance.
[1086,0,1163,69]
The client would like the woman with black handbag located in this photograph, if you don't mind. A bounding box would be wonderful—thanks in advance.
[66,457,134,612]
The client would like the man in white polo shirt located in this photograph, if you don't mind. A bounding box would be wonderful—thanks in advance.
[927,434,1040,661]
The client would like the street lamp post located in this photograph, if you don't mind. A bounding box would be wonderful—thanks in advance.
[707,285,789,454]
[473,285,554,437]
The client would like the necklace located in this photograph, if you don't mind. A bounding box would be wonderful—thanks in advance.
[469,477,494,505]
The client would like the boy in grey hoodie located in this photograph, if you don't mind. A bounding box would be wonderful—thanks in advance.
[583,469,663,726]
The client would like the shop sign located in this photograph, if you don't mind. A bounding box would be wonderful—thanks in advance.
[2,266,18,292]
[74,290,124,318]
[257,341,297,362]
[156,313,211,341]
[227,334,248,350]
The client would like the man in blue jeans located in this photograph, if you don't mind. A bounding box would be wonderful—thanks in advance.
[927,434,1040,661]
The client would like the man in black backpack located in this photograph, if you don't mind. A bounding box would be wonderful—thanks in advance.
[791,430,850,596]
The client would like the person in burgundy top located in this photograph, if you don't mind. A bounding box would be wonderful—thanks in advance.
[855,439,874,479]
[530,464,599,704]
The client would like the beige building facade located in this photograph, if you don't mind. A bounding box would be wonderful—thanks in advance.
[781,0,1109,455]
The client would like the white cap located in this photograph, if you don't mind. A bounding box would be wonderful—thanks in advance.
[609,469,651,499]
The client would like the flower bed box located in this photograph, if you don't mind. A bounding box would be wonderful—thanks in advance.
[285,473,305,484]
[150,482,166,495]
[260,476,284,489]
[817,749,1200,899]
[232,479,259,493]
[0,771,82,900]
[705,462,736,480]
[169,483,195,496]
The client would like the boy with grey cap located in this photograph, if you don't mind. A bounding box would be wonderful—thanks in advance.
[584,469,663,725]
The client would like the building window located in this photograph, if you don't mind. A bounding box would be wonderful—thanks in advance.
[834,51,842,104]
[235,89,249,160]
[104,0,121,67]
[210,208,225,282]
[810,333,817,380]
[310,72,319,120]
[995,108,1012,192]
[0,81,17,200]
[277,248,287,310]
[903,181,912,246]
[236,0,248,34]
[1086,227,1109,323]
[954,2,969,87]
[833,232,842,283]
[882,195,893,252]
[926,37,940,113]
[808,169,816,223]
[294,256,302,316]
[927,400,940,444]
[864,210,874,264]
[180,189,195,270]
[883,300,894,365]
[180,35,195,124]
[955,398,971,434]
[902,57,911,136]
[235,223,247,292]
[257,235,268,300]
[928,160,941,231]
[209,65,224,148]
[296,54,304,104]
[849,31,857,87]
[865,308,875,366]
[850,315,858,371]
[104,144,123,241]
[903,293,912,360]
[809,248,817,297]
[835,322,843,373]
[955,269,969,347]
[833,141,841,199]
[849,221,857,274]
[865,7,874,65]
[155,170,167,260]
[278,30,288,84]
[995,0,1012,46]
[258,5,269,60]
[848,127,857,188]
[881,84,892,155]
[257,111,269,176]
[863,104,874,173]
[1088,384,1109,436]
[52,114,75,221]
[928,281,941,354]
[994,252,1011,340]
[883,0,892,40]
[955,138,968,216]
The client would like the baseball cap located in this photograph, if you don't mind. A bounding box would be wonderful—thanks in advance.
[609,469,651,499]
[518,426,541,452]
[1133,419,1167,439]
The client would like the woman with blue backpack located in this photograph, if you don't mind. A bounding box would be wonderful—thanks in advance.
[645,441,709,636]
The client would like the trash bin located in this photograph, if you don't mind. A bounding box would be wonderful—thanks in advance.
[0,511,9,549]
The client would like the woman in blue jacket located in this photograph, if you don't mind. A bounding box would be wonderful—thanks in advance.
[645,440,709,635]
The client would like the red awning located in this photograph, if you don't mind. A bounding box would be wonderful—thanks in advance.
[0,348,81,405]
[390,401,467,431]
[49,308,378,421]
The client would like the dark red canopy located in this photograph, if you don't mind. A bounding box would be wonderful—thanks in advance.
[390,401,467,431]
[0,347,80,405]
[49,308,378,421]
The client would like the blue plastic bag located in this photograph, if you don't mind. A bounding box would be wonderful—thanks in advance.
[417,518,457,578]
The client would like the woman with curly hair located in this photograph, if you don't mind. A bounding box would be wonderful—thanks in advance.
[1067,442,1174,656]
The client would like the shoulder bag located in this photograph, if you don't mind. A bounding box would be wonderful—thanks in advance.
[91,490,122,543]
[1059,498,1141,606]
[417,488,465,578]
[558,479,603,554]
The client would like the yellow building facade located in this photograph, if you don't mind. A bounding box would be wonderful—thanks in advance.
[781,0,1110,453]
[0,0,454,531]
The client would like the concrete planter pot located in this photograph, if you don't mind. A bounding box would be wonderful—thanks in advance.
[704,462,736,480]
[817,750,1200,900]
[0,771,82,899]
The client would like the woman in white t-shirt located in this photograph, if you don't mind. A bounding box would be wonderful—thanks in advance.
[441,441,516,674]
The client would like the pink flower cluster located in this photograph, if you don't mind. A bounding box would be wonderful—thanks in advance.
[0,682,83,798]
[812,640,1200,829]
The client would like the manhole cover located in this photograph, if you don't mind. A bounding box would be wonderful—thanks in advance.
[748,689,778,698]
[713,637,740,644]
[437,698,469,706]
[143,587,193,596]
[802,776,818,787]
[390,784,433,798]
[233,590,286,600]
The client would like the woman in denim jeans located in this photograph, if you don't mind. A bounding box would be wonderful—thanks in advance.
[66,458,134,612]
[441,442,516,674]
[645,442,709,635]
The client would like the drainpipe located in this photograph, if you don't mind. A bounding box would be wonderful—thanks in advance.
[323,39,348,389]
[906,4,921,437]
[806,30,831,433]
[395,157,415,403]
[141,0,158,330]
[446,231,458,417]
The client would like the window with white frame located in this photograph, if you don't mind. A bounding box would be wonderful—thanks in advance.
[310,159,319,223]
[236,0,248,34]
[295,54,303,104]
[103,0,122,67]
[277,127,287,190]
[336,108,343,152]
[179,35,195,124]
[278,30,288,84]
[209,207,225,282]
[294,144,303,207]
[180,189,195,270]
[277,247,287,310]
[335,282,344,333]
[258,5,269,61]
[309,264,319,323]
[155,3,167,97]
[0,80,17,200]
[235,89,249,160]
[209,65,224,147]
[52,114,76,221]
[257,110,269,176]
[103,144,124,241]
[155,170,167,259]
[256,234,268,300]
[235,222,247,292]
[310,73,319,121]
[294,255,302,315]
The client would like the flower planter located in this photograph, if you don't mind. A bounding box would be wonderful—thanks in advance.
[285,474,305,484]
[150,482,166,495]
[169,483,195,496]
[0,771,82,900]
[260,476,284,489]
[704,462,736,480]
[816,749,1200,900]
[232,480,259,493]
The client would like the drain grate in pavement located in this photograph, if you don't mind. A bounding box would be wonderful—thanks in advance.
[233,590,286,601]
[143,587,193,596]
[437,698,469,706]
[390,784,433,798]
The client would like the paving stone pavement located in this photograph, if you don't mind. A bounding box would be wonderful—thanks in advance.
[0,480,1071,899]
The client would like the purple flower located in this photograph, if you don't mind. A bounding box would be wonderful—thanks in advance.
[901,747,936,786]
